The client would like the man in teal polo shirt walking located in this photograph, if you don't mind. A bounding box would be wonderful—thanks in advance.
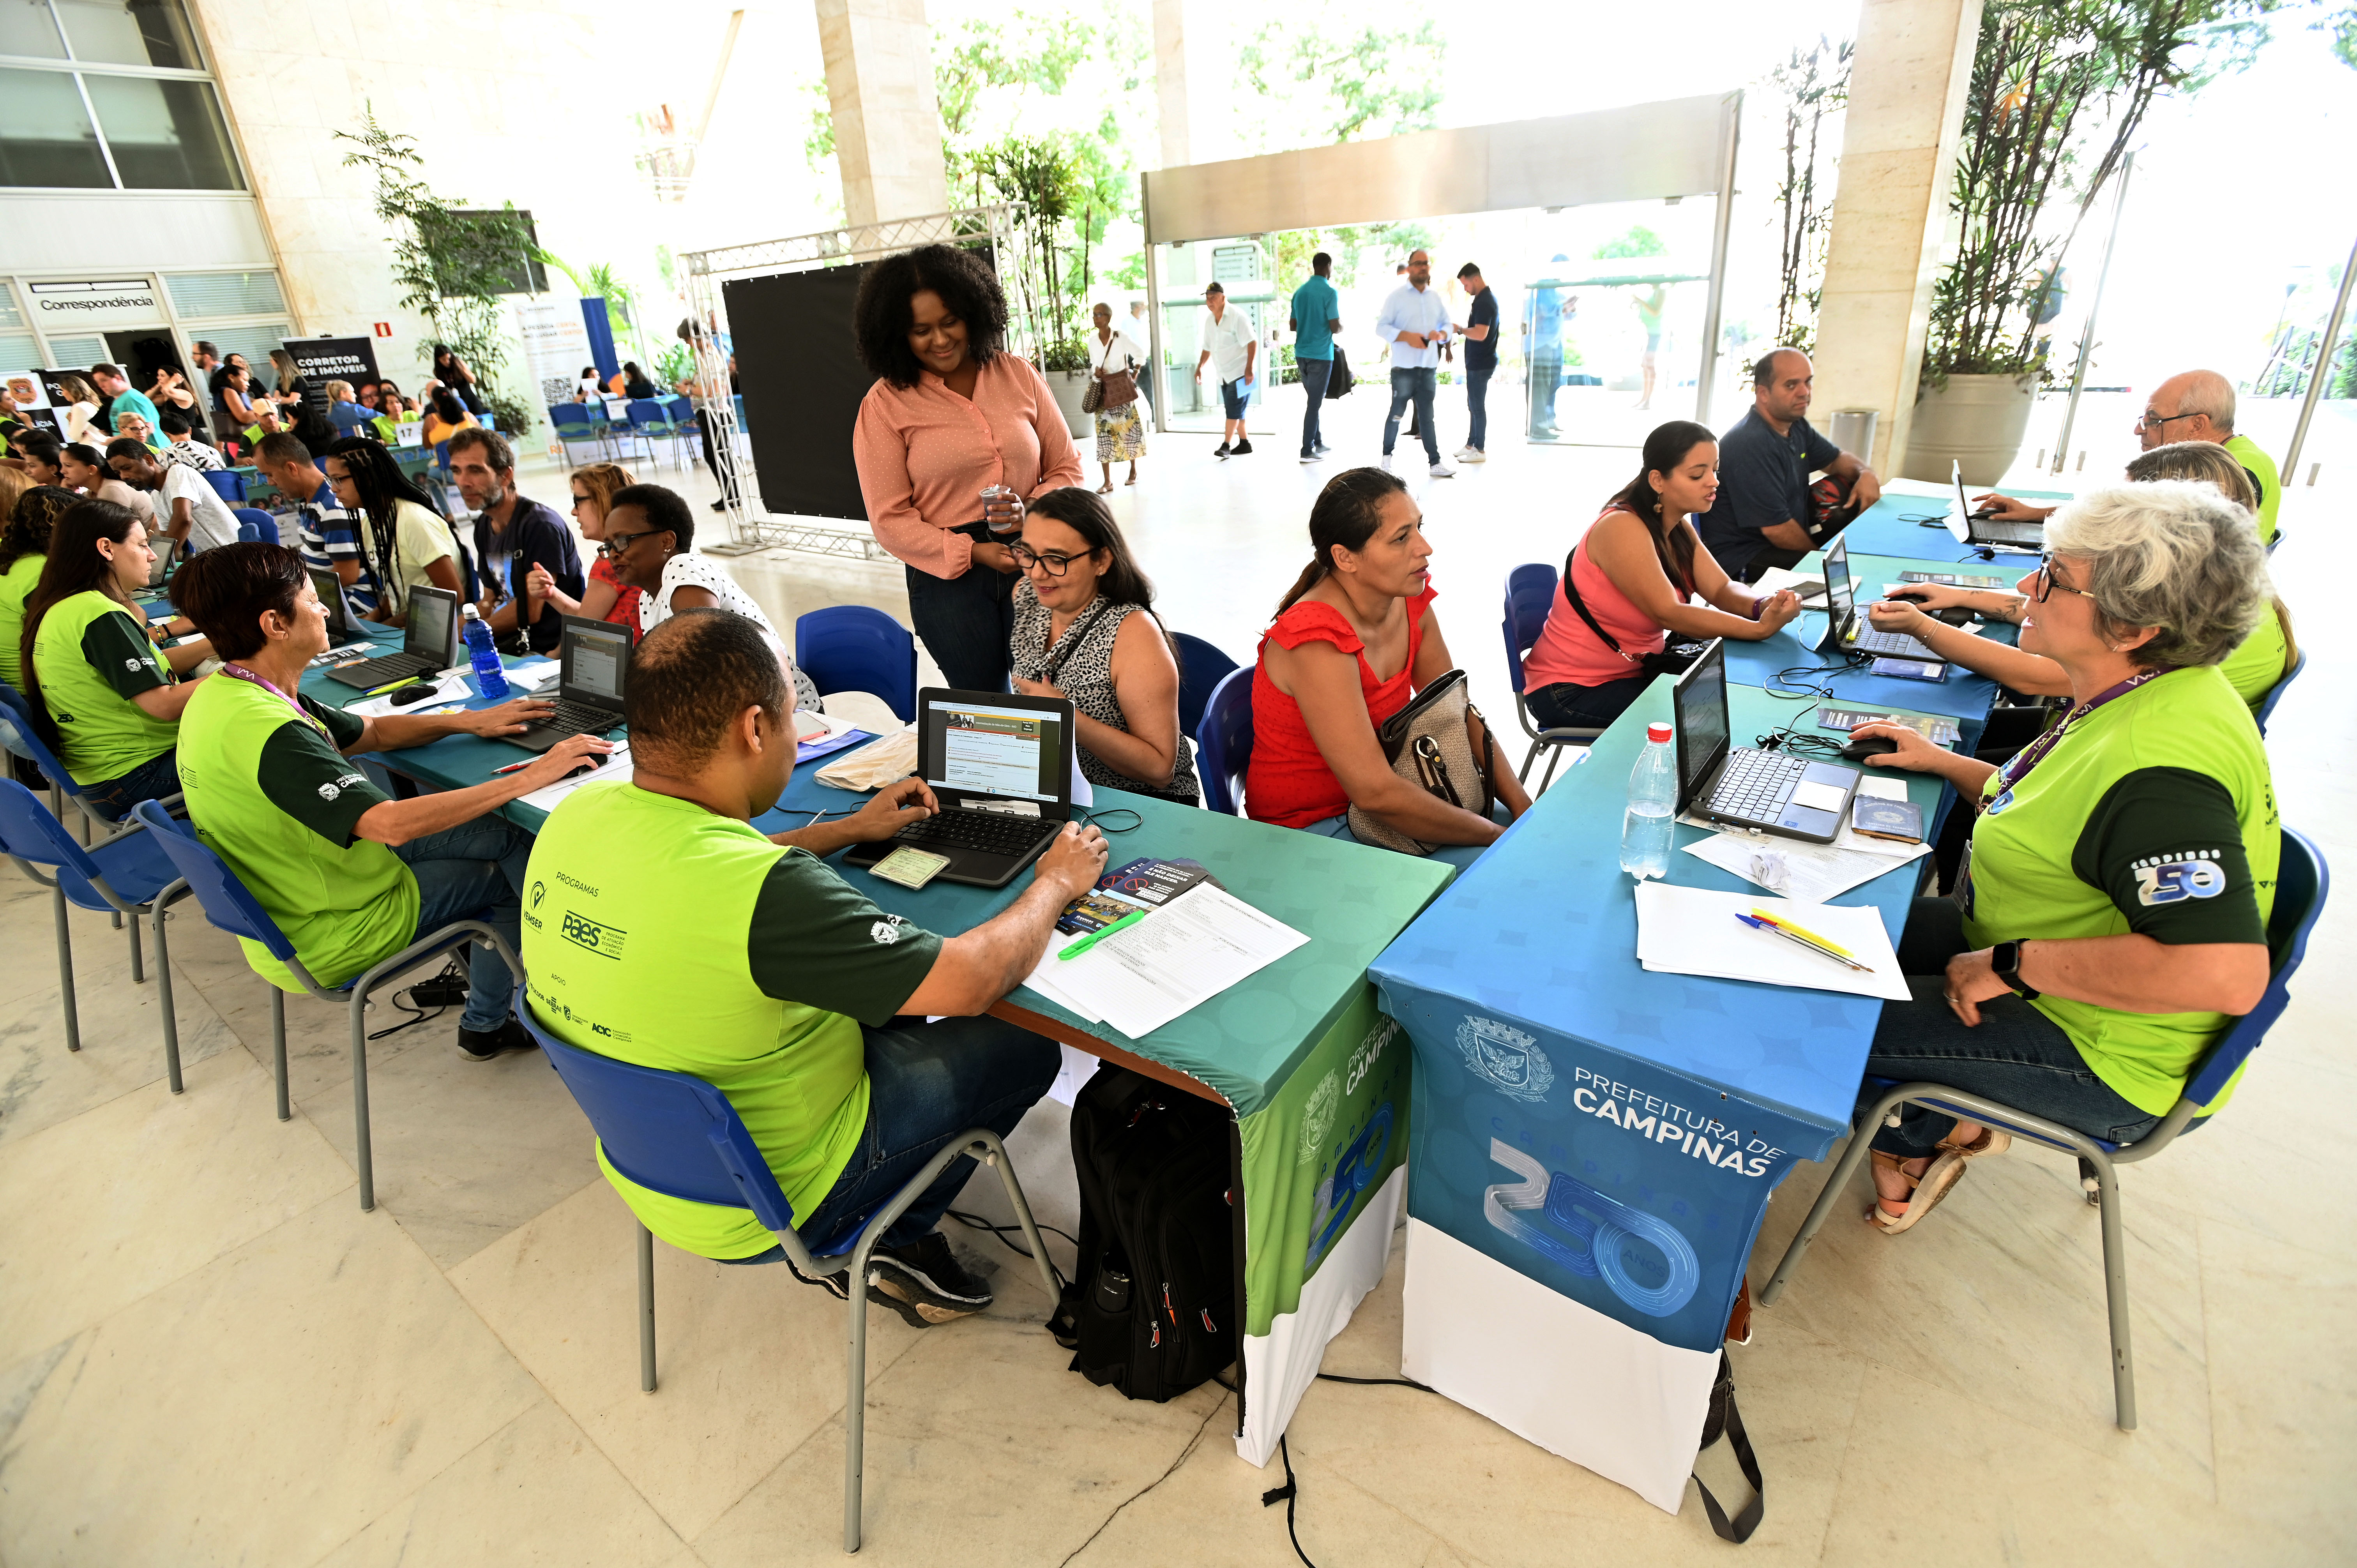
[1290,252,1343,463]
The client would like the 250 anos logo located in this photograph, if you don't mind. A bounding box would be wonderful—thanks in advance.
[560,910,627,959]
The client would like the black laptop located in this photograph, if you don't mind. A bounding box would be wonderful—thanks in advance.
[1818,536,1938,660]
[1946,459,2044,550]
[507,616,631,753]
[323,586,459,688]
[844,688,1076,889]
[309,567,358,639]
[1673,639,1860,844]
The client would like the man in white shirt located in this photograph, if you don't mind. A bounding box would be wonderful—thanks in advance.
[1192,282,1257,458]
[1375,250,1455,477]
[106,436,243,552]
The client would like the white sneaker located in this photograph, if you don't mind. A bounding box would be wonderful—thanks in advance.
[1429,463,1455,479]
[1461,448,1487,464]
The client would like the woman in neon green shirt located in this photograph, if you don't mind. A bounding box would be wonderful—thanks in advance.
[1844,482,2276,1233]
[0,485,73,692]
[19,499,214,819]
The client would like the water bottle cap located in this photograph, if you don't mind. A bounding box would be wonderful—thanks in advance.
[1647,722,1672,743]
[462,603,481,619]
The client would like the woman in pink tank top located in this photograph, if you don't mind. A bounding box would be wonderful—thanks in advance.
[1521,420,1805,731]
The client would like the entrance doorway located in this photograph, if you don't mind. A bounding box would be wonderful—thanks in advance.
[104,328,183,389]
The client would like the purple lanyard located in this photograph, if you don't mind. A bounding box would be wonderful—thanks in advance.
[1992,668,2164,796]
[220,661,328,737]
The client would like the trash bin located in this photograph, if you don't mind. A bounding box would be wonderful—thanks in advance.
[1828,408,1878,463]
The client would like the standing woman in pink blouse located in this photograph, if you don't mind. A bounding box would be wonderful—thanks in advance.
[853,245,1085,692]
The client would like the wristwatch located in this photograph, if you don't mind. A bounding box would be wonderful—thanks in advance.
[1990,939,2039,1001]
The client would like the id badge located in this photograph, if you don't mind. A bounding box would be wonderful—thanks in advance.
[870,846,951,890]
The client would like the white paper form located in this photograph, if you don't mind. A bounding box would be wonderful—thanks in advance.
[1045,882,1309,1040]
[517,745,633,813]
[340,671,473,718]
[1634,882,1910,1001]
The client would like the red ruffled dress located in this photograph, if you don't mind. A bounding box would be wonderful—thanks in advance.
[590,556,643,639]
[1246,584,1436,828]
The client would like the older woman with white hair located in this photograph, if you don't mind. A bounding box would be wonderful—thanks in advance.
[1841,481,2278,1233]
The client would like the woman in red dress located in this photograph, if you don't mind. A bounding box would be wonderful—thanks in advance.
[1247,467,1528,851]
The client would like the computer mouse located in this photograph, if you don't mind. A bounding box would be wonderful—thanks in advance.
[1840,735,1901,762]
[389,684,442,707]
[1930,606,1975,627]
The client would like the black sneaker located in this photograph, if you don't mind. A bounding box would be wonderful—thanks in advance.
[788,1257,853,1300]
[1231,440,1254,456]
[709,498,727,512]
[1213,441,1232,458]
[456,1017,536,1062]
[866,1231,993,1326]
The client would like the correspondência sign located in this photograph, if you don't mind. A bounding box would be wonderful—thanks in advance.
[28,279,161,328]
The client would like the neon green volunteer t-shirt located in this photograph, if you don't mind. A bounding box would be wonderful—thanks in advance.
[1960,664,2277,1117]
[0,552,44,690]
[30,590,180,784]
[174,672,419,992]
[523,784,944,1259]
[2216,599,2288,709]
[2222,434,2279,544]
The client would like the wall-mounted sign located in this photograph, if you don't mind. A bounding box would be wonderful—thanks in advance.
[281,335,381,420]
[27,278,163,330]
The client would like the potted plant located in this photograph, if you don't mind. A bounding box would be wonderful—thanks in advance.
[1911,0,2263,483]
[974,138,1096,436]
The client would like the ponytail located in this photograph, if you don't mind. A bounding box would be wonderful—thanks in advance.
[1276,466,1408,615]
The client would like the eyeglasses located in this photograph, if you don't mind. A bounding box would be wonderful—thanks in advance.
[598,530,659,559]
[1007,542,1086,576]
[2032,554,2100,605]
[2134,409,2200,433]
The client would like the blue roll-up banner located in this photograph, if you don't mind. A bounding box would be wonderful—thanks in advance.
[581,298,619,384]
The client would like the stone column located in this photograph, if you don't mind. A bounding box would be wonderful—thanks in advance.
[816,0,948,228]
[1152,0,1190,170]
[1812,0,1984,475]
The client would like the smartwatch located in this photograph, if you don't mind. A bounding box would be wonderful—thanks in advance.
[1990,939,2039,1001]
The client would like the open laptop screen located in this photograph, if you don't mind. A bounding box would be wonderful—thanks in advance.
[1670,638,1730,812]
[309,567,353,636]
[924,699,1065,803]
[406,586,458,666]
[561,619,630,703]
[1821,535,1856,640]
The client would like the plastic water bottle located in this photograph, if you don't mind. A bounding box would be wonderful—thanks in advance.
[1620,721,1677,880]
[461,603,509,699]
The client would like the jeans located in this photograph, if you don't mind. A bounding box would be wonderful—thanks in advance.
[394,815,533,1033]
[1218,378,1250,421]
[1862,897,2159,1160]
[1527,353,1561,436]
[725,1014,1059,1259]
[1526,676,1648,731]
[905,535,1016,694]
[1384,367,1439,463]
[1465,365,1492,451]
[79,747,182,822]
[1297,357,1332,456]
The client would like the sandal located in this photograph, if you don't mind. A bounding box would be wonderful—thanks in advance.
[1939,1126,2011,1159]
[1096,482,1115,494]
[1866,1148,1969,1234]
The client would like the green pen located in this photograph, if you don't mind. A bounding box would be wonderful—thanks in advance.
[1058,908,1145,960]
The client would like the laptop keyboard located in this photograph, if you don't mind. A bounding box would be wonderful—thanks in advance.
[894,809,1051,858]
[330,650,433,685]
[1706,748,1807,821]
[1847,622,1935,658]
[538,699,621,736]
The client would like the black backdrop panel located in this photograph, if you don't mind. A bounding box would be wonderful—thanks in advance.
[726,266,874,524]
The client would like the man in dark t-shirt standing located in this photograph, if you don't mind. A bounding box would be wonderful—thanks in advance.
[1697,348,1882,581]
[1455,263,1500,463]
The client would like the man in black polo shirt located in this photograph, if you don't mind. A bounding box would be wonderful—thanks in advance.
[1454,262,1499,463]
[1697,348,1882,581]
[449,426,583,654]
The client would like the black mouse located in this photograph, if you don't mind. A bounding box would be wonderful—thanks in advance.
[388,683,442,707]
[1930,606,1975,627]
[1840,735,1901,762]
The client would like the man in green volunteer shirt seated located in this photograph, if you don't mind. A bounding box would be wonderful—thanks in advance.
[168,542,608,1059]
[1842,482,2276,1234]
[524,608,1109,1326]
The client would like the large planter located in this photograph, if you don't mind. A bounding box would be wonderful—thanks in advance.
[1046,368,1092,439]
[1902,373,2039,487]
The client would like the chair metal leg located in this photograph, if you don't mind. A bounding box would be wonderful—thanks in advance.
[53,880,79,1052]
[2092,1153,2137,1430]
[154,897,182,1093]
[638,1223,658,1393]
[1537,744,1567,795]
[1517,737,1541,784]
[845,1225,876,1554]
[351,992,375,1211]
[980,1133,1064,1305]
[1759,1084,1908,1305]
[270,987,290,1121]
[126,901,143,982]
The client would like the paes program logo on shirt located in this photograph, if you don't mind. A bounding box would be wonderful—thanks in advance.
[871,916,907,946]
[560,910,627,959]
[1454,1016,1555,1103]
[2134,851,2228,906]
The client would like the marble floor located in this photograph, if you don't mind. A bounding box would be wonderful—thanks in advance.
[2,407,2349,1565]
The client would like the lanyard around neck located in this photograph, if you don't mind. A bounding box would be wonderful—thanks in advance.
[1992,667,2164,797]
[221,660,327,735]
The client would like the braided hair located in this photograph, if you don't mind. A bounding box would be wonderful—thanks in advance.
[321,437,448,608]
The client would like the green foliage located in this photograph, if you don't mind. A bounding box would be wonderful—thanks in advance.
[968,136,1095,369]
[335,106,534,436]
[934,8,1093,141]
[2323,0,2357,66]
[1592,226,1670,261]
[1240,11,1447,143]
[1767,35,1852,358]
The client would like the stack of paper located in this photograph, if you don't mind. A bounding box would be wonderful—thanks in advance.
[1677,779,1930,903]
[1023,882,1309,1039]
[518,745,634,813]
[1634,882,1909,1000]
[340,672,472,718]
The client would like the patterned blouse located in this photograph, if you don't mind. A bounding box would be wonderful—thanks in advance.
[1010,579,1202,805]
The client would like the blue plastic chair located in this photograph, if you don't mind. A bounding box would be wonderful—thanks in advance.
[1763,826,2330,1431]
[202,469,244,506]
[794,605,918,723]
[1503,563,1606,794]
[1170,631,1239,743]
[233,507,275,544]
[519,993,1059,1552]
[2254,646,2305,736]
[1195,665,1254,816]
[0,677,146,833]
[624,398,686,470]
[133,798,521,1207]
[0,779,192,1076]
[549,403,611,468]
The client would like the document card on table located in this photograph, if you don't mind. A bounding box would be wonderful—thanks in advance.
[1634,882,1908,1000]
[1039,881,1309,1040]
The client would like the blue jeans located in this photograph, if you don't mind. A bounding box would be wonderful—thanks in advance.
[394,815,533,1033]
[727,1014,1059,1259]
[1297,357,1332,456]
[1219,377,1250,420]
[1526,677,1648,732]
[1384,367,1439,462]
[1466,365,1493,451]
[1863,898,2159,1160]
[80,746,182,822]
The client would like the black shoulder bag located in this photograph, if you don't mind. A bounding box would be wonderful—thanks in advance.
[1327,344,1353,398]
[1559,543,1709,680]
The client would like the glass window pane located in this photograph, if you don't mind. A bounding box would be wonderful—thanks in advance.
[0,67,112,188]
[164,270,285,320]
[55,0,196,69]
[0,0,67,57]
[82,73,240,189]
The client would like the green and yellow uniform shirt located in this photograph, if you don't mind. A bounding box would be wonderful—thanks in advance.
[1961,664,2276,1116]
[175,673,417,992]
[2217,599,2288,709]
[30,590,180,785]
[0,552,44,690]
[523,784,944,1259]
[2222,434,2280,544]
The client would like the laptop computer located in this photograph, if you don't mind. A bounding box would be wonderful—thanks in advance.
[844,688,1076,889]
[1946,459,2044,550]
[1818,535,1938,660]
[1673,639,1861,844]
[507,616,631,753]
[309,567,359,639]
[323,585,459,688]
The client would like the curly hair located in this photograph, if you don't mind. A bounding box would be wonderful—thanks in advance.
[2045,481,2269,671]
[852,244,1009,388]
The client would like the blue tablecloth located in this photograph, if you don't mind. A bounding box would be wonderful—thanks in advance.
[1831,484,2069,560]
